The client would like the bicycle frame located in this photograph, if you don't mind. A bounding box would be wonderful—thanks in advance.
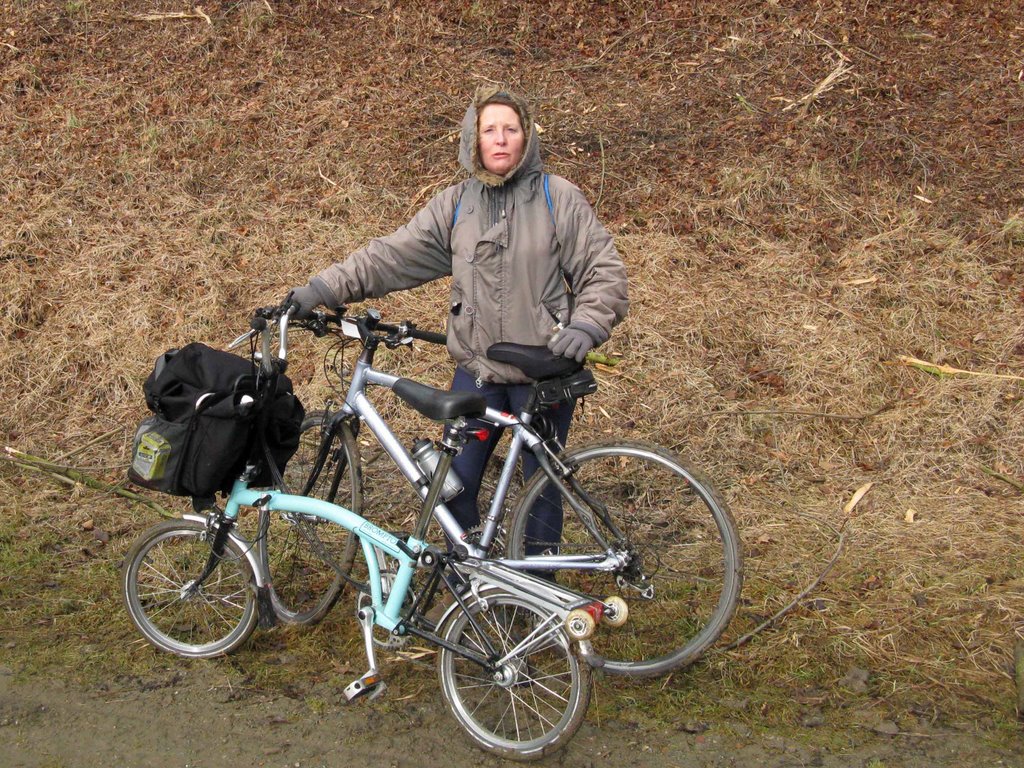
[195,473,608,694]
[226,482,420,631]
[331,323,629,574]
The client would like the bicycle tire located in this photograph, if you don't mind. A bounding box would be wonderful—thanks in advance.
[438,590,591,761]
[121,519,258,658]
[505,440,742,678]
[269,411,362,624]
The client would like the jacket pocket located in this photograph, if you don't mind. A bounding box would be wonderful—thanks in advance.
[542,292,572,330]
[447,285,474,355]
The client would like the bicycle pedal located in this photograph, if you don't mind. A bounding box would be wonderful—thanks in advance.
[344,673,386,703]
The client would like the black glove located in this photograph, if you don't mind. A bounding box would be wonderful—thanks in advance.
[547,322,605,363]
[287,278,336,320]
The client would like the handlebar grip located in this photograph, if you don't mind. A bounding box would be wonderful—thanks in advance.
[411,328,447,345]
[375,320,447,346]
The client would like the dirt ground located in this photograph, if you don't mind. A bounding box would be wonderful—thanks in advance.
[2,667,1021,768]
[2,0,1024,765]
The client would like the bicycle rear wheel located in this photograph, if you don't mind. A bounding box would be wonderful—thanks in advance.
[121,519,257,658]
[269,411,362,624]
[438,591,591,761]
[506,440,742,678]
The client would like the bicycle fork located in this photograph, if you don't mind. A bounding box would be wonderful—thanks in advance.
[182,511,237,599]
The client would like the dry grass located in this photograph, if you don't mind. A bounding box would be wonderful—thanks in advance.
[1,0,1022,731]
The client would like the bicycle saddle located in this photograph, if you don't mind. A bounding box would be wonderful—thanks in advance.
[487,343,582,381]
[392,378,486,421]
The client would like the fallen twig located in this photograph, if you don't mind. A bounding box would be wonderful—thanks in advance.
[726,489,867,651]
[980,465,1024,492]
[783,59,853,118]
[898,355,1024,382]
[132,6,212,25]
[54,428,122,463]
[317,166,338,187]
[595,133,606,213]
[733,402,894,422]
[3,446,174,518]
[725,513,849,651]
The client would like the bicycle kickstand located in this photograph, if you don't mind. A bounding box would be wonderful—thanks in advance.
[344,606,387,703]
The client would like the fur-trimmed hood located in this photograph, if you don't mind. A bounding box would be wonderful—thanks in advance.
[458,85,542,187]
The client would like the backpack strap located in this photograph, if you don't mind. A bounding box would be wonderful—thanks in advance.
[452,196,462,229]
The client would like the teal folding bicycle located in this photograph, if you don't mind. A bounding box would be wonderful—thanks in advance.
[121,302,628,760]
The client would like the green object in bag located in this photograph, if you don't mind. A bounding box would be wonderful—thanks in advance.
[132,430,172,481]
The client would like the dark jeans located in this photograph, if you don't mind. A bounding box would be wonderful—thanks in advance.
[446,367,575,553]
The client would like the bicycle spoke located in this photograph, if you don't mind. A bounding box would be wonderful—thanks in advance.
[123,522,257,657]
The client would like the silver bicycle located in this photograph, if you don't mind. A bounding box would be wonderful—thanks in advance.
[272,307,742,678]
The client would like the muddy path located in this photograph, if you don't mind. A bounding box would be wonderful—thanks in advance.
[1,667,1019,768]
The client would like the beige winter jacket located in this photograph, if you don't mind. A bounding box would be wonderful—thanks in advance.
[313,89,628,384]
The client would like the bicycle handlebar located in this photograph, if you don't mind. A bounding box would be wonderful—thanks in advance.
[307,306,447,347]
[231,303,447,368]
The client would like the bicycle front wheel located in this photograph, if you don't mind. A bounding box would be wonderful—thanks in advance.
[506,441,742,678]
[121,519,257,658]
[269,411,362,625]
[438,591,591,761]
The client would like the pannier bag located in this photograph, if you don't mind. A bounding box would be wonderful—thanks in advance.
[128,343,304,499]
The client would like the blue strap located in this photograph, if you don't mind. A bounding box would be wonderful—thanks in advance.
[452,174,552,229]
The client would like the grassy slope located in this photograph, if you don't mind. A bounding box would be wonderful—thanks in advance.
[1,0,1022,734]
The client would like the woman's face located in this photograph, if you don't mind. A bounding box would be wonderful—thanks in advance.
[478,104,525,176]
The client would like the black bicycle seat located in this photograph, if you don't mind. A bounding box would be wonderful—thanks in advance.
[487,343,582,381]
[392,378,486,421]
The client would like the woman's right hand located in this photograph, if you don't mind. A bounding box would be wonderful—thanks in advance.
[287,279,337,320]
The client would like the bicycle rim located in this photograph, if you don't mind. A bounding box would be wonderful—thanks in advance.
[438,592,591,760]
[506,441,743,678]
[122,520,257,658]
[269,412,361,624]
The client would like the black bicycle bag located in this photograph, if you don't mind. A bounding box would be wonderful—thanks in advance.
[127,342,304,499]
[534,368,598,407]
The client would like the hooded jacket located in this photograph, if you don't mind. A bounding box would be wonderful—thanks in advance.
[312,88,628,384]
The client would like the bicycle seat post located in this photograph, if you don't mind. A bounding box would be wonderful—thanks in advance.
[411,420,465,545]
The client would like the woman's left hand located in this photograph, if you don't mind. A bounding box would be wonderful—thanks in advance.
[548,323,601,362]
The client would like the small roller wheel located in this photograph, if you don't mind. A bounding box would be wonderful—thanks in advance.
[565,609,596,641]
[602,596,629,628]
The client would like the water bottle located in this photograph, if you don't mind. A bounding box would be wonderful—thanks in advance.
[411,438,464,500]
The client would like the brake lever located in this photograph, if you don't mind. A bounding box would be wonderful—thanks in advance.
[227,329,257,350]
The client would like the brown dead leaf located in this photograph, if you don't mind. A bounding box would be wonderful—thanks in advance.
[843,483,873,514]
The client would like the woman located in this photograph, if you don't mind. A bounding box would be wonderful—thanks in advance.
[288,86,628,548]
